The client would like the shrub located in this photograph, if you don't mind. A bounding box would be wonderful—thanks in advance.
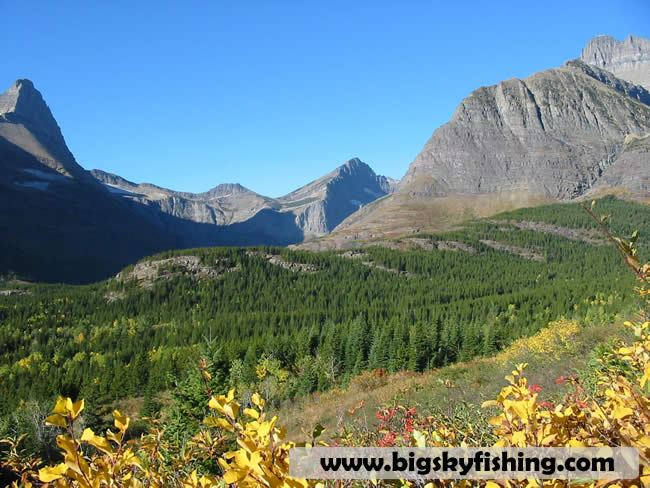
[348,369,389,392]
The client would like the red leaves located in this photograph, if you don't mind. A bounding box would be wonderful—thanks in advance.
[556,372,579,384]
[371,405,421,447]
[528,383,543,393]
[377,431,397,447]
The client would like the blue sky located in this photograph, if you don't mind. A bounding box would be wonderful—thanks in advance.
[3,1,649,197]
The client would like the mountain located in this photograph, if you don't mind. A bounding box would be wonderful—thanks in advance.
[0,80,77,172]
[399,59,650,199]
[90,170,271,227]
[275,158,398,238]
[0,81,178,282]
[581,34,650,90]
[320,36,650,244]
[91,157,397,246]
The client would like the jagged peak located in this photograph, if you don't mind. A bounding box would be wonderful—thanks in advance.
[0,78,80,171]
[337,157,374,176]
[583,34,648,49]
[583,34,619,51]
[563,59,650,105]
[0,79,55,122]
[201,183,252,198]
[581,34,650,63]
[0,79,35,113]
[91,170,253,198]
[0,78,68,147]
[342,157,363,167]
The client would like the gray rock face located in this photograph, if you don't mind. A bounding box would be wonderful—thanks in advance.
[401,61,650,199]
[277,158,398,238]
[377,175,400,194]
[565,59,650,105]
[581,35,650,90]
[91,169,269,227]
[586,133,650,199]
[0,79,82,178]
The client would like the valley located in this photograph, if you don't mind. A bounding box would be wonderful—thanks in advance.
[1,196,646,418]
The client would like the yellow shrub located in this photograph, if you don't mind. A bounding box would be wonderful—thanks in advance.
[497,319,579,363]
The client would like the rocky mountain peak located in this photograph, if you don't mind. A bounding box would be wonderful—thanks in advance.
[340,157,363,169]
[1,79,60,132]
[0,78,77,170]
[0,79,34,113]
[329,54,650,241]
[334,158,398,191]
[580,34,650,90]
[400,62,650,199]
[336,157,374,177]
[201,183,250,198]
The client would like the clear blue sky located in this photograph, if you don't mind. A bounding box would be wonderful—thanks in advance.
[3,1,649,197]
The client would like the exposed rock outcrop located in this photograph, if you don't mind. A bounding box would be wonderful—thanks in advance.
[244,251,319,272]
[115,255,237,288]
[585,133,650,200]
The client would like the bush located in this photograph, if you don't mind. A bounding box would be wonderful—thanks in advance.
[348,369,389,392]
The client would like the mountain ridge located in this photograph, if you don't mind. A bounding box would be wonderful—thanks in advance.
[0,76,400,282]
[90,156,398,243]
[0,79,87,180]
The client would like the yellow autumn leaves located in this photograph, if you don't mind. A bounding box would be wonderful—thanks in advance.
[43,397,85,428]
[208,389,309,488]
[475,318,650,487]
[8,387,313,487]
[33,398,144,488]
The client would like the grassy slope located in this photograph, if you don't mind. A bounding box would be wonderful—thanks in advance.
[275,312,635,442]
[111,311,633,442]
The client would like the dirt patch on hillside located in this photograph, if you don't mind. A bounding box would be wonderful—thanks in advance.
[479,240,545,262]
[339,250,414,277]
[489,220,606,245]
[245,252,319,273]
